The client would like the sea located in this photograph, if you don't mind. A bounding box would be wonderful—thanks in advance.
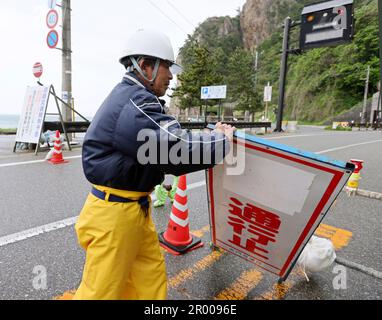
[0,114,20,129]
[0,114,92,129]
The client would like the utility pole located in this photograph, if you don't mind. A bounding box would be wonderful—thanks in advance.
[379,0,382,126]
[61,0,72,140]
[361,65,370,125]
[275,17,292,132]
[379,0,382,87]
[254,50,259,87]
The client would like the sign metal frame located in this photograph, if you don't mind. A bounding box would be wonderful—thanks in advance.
[14,85,71,155]
[206,130,354,282]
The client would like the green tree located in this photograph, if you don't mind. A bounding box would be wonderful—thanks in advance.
[173,41,223,112]
[226,48,262,117]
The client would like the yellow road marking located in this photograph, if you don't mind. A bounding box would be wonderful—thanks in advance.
[168,250,225,288]
[215,269,263,300]
[190,225,210,238]
[54,223,352,300]
[315,224,353,250]
[255,281,294,300]
[253,224,353,300]
[54,290,76,300]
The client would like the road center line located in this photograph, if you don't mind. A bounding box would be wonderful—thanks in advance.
[315,140,382,154]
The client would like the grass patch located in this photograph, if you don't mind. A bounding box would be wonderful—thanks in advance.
[324,126,352,131]
[0,128,17,134]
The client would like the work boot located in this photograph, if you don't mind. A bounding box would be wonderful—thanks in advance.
[168,176,179,203]
[154,184,168,207]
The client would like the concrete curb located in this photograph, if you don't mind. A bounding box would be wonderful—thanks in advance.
[356,189,382,201]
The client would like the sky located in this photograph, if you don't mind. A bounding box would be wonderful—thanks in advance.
[0,0,246,117]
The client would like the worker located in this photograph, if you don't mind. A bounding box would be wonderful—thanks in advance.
[153,176,179,208]
[73,29,235,300]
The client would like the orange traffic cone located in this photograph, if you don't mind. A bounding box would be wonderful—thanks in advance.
[158,175,203,255]
[49,131,68,165]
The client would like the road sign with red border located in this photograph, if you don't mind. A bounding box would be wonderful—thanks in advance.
[206,129,354,281]
[46,9,59,29]
[46,30,59,49]
[33,62,43,78]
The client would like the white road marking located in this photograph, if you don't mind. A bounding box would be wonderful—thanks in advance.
[0,155,82,168]
[265,133,340,140]
[0,180,206,247]
[0,217,78,247]
[315,140,382,154]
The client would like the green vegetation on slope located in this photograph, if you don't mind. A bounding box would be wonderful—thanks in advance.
[255,0,380,122]
[175,0,380,123]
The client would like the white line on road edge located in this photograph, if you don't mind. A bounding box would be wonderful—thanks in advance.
[0,217,78,247]
[0,180,206,247]
[315,140,382,154]
[335,257,382,280]
[0,155,82,168]
[265,133,349,140]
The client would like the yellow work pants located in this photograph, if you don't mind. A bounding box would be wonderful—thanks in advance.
[73,185,167,300]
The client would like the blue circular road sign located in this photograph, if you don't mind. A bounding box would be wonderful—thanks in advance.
[47,30,59,49]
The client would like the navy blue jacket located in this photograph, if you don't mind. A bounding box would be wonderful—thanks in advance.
[82,73,229,192]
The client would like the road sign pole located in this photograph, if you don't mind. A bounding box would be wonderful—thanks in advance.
[379,0,382,101]
[361,66,370,125]
[275,17,291,132]
[61,0,72,140]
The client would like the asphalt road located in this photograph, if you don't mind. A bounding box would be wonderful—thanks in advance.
[0,126,381,300]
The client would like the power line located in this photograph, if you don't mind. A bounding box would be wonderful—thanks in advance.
[145,0,189,35]
[166,0,196,30]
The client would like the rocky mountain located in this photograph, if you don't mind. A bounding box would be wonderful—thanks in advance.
[240,0,312,51]
[174,0,380,123]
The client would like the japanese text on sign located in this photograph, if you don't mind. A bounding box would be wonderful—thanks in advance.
[228,197,281,261]
[15,86,49,144]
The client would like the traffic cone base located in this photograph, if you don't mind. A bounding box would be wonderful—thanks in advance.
[158,232,204,256]
[49,158,69,165]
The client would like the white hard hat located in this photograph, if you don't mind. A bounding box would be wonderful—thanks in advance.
[119,29,182,75]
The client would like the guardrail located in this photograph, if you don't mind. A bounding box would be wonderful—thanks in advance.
[43,121,90,133]
[43,121,272,133]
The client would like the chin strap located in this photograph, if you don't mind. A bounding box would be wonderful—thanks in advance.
[130,56,160,84]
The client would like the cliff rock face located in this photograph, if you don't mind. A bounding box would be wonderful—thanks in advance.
[240,0,308,50]
[240,0,274,51]
[193,15,242,47]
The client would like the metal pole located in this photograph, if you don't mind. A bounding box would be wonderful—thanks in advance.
[62,0,72,140]
[254,50,259,87]
[361,66,370,125]
[379,0,382,129]
[275,17,291,132]
[379,0,382,85]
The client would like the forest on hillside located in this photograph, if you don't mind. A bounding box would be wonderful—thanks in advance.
[173,0,380,123]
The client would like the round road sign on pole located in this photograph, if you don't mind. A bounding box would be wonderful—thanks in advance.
[33,62,43,78]
[46,9,59,29]
[47,30,59,49]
